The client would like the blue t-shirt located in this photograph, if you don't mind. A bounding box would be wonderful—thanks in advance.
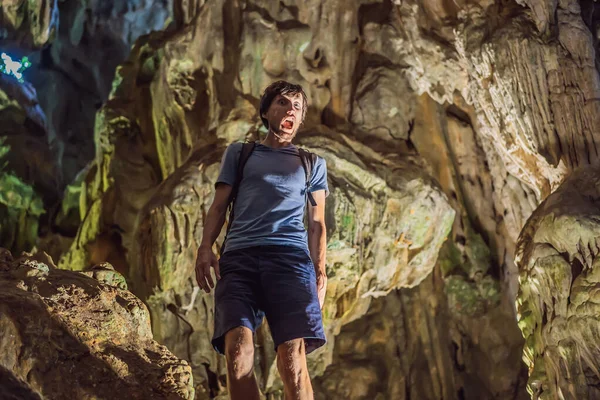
[216,142,328,254]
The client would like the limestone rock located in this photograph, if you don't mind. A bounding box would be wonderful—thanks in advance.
[0,248,194,399]
[0,0,59,49]
[0,170,44,255]
[313,270,527,400]
[82,262,128,290]
[0,74,58,255]
[48,0,534,397]
[4,0,600,397]
[516,165,600,399]
[20,0,173,192]
[0,75,58,205]
[351,67,416,141]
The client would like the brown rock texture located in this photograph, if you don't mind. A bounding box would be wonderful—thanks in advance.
[0,248,194,400]
[0,0,58,49]
[50,0,527,396]
[0,75,52,255]
[25,0,172,186]
[313,268,525,400]
[1,0,599,398]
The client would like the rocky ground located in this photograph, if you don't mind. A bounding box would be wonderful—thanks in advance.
[0,248,194,399]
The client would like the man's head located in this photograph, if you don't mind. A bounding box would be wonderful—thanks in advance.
[259,81,308,141]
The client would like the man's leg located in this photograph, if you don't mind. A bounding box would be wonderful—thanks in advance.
[277,338,313,400]
[224,327,260,400]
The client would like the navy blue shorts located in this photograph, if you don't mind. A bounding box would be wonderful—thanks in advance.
[211,245,326,355]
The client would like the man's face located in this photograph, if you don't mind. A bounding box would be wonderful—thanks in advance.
[263,92,304,141]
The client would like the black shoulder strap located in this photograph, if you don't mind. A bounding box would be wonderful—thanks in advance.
[231,142,256,205]
[298,148,317,207]
[222,142,256,252]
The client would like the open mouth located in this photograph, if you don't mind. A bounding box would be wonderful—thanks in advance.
[281,118,294,130]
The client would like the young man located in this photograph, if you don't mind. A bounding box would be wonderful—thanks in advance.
[194,81,328,400]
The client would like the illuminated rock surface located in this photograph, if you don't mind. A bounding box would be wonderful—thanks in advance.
[0,75,50,254]
[0,248,194,399]
[516,166,600,399]
[1,0,599,398]
[0,0,58,49]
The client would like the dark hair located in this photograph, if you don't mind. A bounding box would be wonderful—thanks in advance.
[259,80,308,129]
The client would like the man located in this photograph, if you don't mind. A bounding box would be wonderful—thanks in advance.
[195,80,328,400]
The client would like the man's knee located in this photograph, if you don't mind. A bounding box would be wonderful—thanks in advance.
[277,339,307,385]
[224,327,255,380]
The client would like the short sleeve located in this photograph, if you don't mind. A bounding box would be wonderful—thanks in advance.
[216,143,242,187]
[309,156,329,197]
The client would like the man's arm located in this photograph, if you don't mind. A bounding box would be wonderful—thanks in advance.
[307,189,327,309]
[195,183,232,293]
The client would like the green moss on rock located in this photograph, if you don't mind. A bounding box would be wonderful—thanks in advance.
[445,275,486,316]
[464,224,491,277]
[0,171,45,253]
[438,240,462,277]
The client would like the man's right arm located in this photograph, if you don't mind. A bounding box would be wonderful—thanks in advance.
[200,183,233,250]
[195,183,232,293]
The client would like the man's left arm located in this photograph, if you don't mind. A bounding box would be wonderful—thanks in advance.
[307,189,327,309]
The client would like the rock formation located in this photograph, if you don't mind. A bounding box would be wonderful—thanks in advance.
[0,248,194,399]
[0,0,58,50]
[516,165,600,399]
[1,0,599,398]
[25,0,172,187]
[0,75,49,254]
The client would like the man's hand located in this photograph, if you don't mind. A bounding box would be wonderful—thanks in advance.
[194,182,231,293]
[195,245,221,293]
[316,273,327,309]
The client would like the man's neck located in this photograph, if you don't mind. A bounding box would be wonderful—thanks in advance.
[261,131,294,149]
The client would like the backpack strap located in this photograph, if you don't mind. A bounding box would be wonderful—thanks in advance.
[221,142,256,253]
[298,148,317,207]
[230,142,256,208]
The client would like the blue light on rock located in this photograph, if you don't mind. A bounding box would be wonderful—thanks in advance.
[0,53,32,82]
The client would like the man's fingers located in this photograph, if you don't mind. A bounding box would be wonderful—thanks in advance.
[201,278,211,293]
[197,273,208,293]
[194,248,220,293]
[196,262,210,293]
[195,263,203,288]
[204,265,214,289]
[199,275,210,293]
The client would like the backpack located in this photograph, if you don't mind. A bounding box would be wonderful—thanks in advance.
[221,142,318,252]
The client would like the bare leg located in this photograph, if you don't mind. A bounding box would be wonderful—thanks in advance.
[224,327,261,400]
[277,339,313,400]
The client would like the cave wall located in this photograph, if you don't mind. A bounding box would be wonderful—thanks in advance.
[26,0,172,186]
[1,0,600,398]
[0,0,173,255]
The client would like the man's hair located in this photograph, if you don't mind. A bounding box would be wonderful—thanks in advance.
[259,80,308,129]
